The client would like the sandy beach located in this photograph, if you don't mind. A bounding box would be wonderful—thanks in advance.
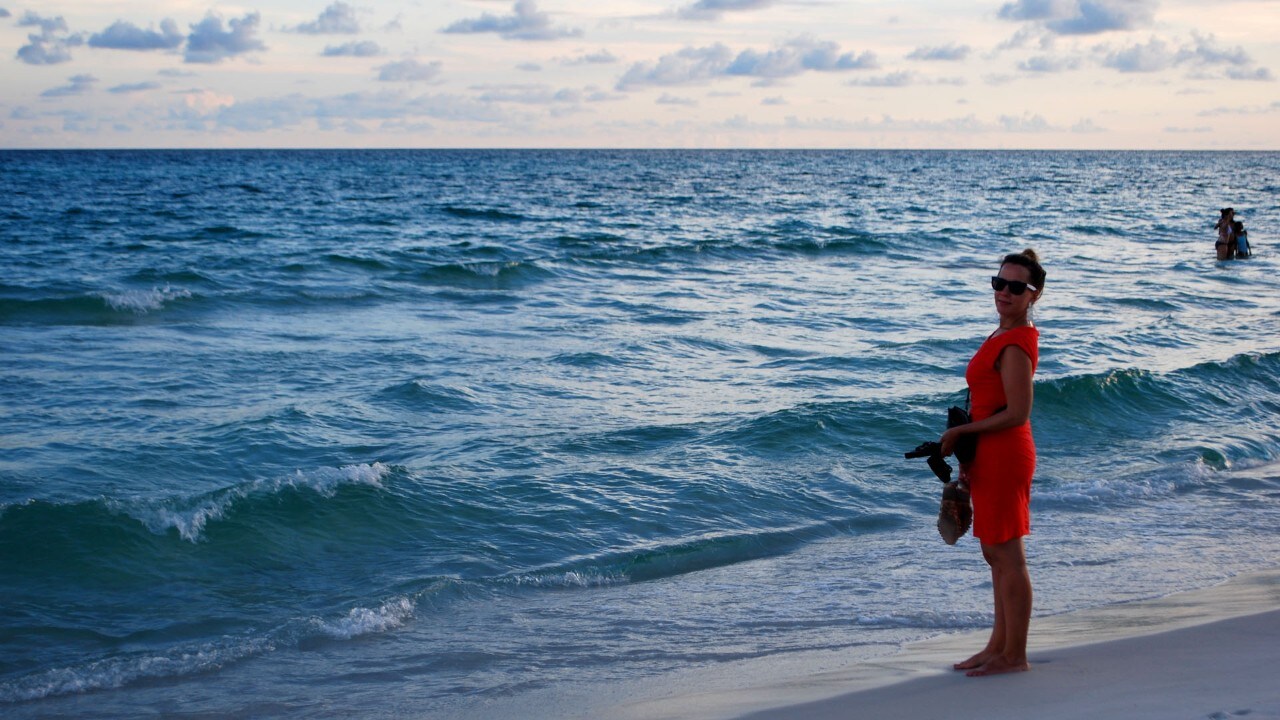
[611,569,1280,720]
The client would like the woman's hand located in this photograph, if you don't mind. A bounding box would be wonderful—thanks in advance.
[939,427,960,457]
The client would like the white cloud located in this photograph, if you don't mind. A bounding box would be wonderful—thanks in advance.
[563,49,619,65]
[617,38,876,90]
[184,13,266,64]
[1018,54,1081,73]
[1224,67,1273,82]
[16,12,83,65]
[656,93,698,106]
[201,91,509,132]
[441,1,582,42]
[907,44,971,62]
[88,20,184,51]
[473,84,582,104]
[999,113,1053,131]
[322,41,383,58]
[998,0,1156,35]
[18,11,68,33]
[1098,34,1271,79]
[292,2,361,34]
[848,71,915,87]
[1198,101,1280,117]
[109,81,163,94]
[676,0,775,21]
[377,59,443,82]
[41,74,97,98]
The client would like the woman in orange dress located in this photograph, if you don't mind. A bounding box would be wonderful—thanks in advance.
[940,248,1045,677]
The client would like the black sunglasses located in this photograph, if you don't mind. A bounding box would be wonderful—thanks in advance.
[991,276,1038,295]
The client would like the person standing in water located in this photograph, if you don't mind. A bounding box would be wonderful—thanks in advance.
[1216,208,1236,261]
[940,249,1044,677]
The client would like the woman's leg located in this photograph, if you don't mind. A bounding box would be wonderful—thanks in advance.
[966,537,1031,676]
[953,546,1007,670]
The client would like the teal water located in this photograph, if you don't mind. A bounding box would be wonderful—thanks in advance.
[2,150,1279,717]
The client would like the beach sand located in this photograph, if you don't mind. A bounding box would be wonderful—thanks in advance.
[609,569,1280,720]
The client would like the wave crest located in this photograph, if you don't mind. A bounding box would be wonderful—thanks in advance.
[123,462,392,543]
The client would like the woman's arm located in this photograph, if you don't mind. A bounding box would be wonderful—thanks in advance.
[940,346,1034,456]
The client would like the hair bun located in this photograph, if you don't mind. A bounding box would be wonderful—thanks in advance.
[1020,248,1039,263]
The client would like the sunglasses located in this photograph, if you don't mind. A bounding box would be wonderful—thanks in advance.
[991,276,1038,295]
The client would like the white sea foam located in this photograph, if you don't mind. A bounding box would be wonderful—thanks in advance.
[124,462,392,543]
[99,284,191,314]
[0,635,275,703]
[506,569,629,588]
[313,597,416,639]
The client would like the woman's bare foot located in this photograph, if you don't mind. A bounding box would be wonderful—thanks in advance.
[952,651,994,670]
[964,656,1030,677]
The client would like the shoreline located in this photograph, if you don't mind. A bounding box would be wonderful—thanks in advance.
[606,568,1280,720]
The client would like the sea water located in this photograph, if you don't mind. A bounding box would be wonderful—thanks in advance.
[2,150,1279,718]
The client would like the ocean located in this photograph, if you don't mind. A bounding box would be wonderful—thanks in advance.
[2,149,1279,718]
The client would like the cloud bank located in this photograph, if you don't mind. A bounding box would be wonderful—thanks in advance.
[998,0,1156,35]
[41,74,97,98]
[323,41,383,57]
[676,0,776,21]
[618,38,877,89]
[16,12,83,65]
[377,59,442,82]
[441,0,581,41]
[88,19,183,51]
[184,13,266,64]
[293,3,361,34]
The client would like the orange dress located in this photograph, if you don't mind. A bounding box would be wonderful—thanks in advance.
[964,325,1039,545]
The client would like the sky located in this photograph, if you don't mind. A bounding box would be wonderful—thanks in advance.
[1,0,1278,149]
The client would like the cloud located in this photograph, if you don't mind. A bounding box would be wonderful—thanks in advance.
[322,40,383,57]
[18,11,68,33]
[762,96,787,105]
[109,81,163,94]
[1018,54,1081,72]
[998,0,1155,35]
[187,91,509,132]
[999,113,1053,132]
[1100,37,1174,72]
[15,12,83,65]
[88,19,183,51]
[617,44,734,88]
[377,59,443,82]
[726,38,879,78]
[441,0,581,41]
[676,0,775,21]
[292,2,360,34]
[0,8,11,18]
[656,93,698,106]
[1225,67,1273,81]
[1197,101,1280,117]
[618,38,876,90]
[184,13,266,64]
[848,71,916,87]
[563,49,619,65]
[1098,34,1271,78]
[907,44,971,61]
[473,84,583,104]
[17,34,79,64]
[41,74,97,98]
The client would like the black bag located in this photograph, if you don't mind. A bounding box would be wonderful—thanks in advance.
[948,404,977,465]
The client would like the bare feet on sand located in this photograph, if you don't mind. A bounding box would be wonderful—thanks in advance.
[964,656,1030,677]
[953,651,994,671]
